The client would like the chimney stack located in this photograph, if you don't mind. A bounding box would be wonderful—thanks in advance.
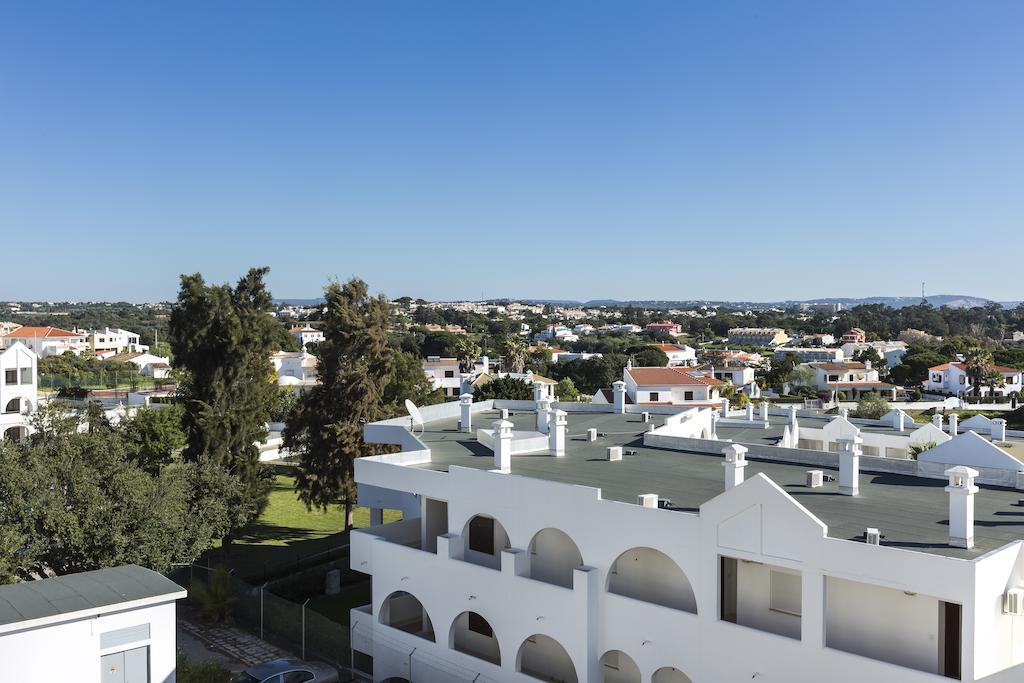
[612,381,627,414]
[840,407,850,420]
[837,434,863,496]
[637,493,659,508]
[892,410,906,432]
[493,419,514,473]
[710,411,720,440]
[459,393,474,433]
[460,372,473,395]
[549,409,566,457]
[760,401,770,423]
[745,403,754,421]
[949,413,959,436]
[945,466,979,549]
[992,418,1007,442]
[721,398,730,417]
[533,381,545,403]
[722,444,748,490]
[932,414,943,430]
[536,394,553,434]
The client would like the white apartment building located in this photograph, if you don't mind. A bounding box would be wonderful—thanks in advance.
[773,346,845,364]
[85,327,148,354]
[727,328,790,347]
[0,564,185,683]
[925,362,1024,398]
[0,341,38,442]
[694,363,756,392]
[424,357,463,399]
[800,361,898,400]
[840,341,908,368]
[1,326,87,357]
[650,344,697,367]
[290,326,325,349]
[593,366,724,406]
[349,398,1024,683]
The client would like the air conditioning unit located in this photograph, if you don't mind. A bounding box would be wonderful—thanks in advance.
[865,528,881,546]
[806,470,823,488]
[1003,588,1024,616]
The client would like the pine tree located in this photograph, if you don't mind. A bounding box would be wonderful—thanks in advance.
[284,278,395,530]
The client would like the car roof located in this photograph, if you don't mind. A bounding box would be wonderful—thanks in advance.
[247,659,310,678]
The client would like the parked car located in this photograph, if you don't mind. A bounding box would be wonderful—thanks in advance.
[232,658,339,683]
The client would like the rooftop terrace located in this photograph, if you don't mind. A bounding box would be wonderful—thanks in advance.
[411,410,1024,559]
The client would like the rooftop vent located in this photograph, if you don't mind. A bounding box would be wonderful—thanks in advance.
[865,528,881,546]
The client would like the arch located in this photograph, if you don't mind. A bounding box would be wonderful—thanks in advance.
[2,426,27,443]
[517,634,578,683]
[607,547,697,613]
[528,527,583,588]
[450,611,500,665]
[3,398,20,414]
[378,591,434,641]
[461,514,511,569]
[652,666,692,683]
[600,649,641,683]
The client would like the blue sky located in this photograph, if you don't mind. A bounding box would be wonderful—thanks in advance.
[1,2,1021,303]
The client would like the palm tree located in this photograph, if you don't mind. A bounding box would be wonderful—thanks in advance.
[983,369,1006,398]
[963,346,994,397]
[502,335,528,374]
[453,336,481,373]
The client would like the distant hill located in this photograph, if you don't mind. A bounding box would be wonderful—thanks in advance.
[519,295,1001,310]
[274,298,324,306]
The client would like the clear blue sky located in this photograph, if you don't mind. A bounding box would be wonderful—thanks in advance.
[1,2,1021,303]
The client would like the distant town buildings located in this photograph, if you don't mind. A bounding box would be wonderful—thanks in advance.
[1,326,87,357]
[727,327,790,346]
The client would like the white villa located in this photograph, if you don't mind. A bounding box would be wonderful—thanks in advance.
[424,356,463,399]
[799,361,899,400]
[925,362,1024,398]
[84,327,148,354]
[0,341,38,442]
[650,343,697,367]
[1,326,87,357]
[348,395,1024,683]
[272,350,319,386]
[773,346,845,364]
[109,352,172,379]
[593,366,725,407]
[290,326,325,349]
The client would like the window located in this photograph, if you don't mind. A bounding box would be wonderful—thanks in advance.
[468,612,493,637]
[3,369,14,385]
[684,391,694,401]
[19,368,30,385]
[769,570,801,616]
[282,672,314,683]
[444,370,454,378]
[468,516,495,554]
[649,392,659,402]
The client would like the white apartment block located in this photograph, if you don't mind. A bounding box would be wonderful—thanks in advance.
[1,326,87,357]
[727,328,790,347]
[773,346,845,364]
[85,327,148,354]
[0,341,38,442]
[925,363,1024,398]
[349,396,1024,683]
[0,564,185,683]
[800,361,898,400]
[840,341,908,368]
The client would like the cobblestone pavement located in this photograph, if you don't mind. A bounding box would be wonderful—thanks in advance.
[179,617,294,667]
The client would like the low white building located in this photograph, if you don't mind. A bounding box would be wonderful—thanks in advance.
[925,362,1024,398]
[695,363,756,392]
[272,350,319,385]
[424,357,463,399]
[594,365,725,406]
[840,341,908,368]
[651,343,697,367]
[0,564,185,683]
[290,326,325,349]
[727,327,790,346]
[1,326,87,357]
[800,361,898,400]
[85,327,148,354]
[774,346,845,363]
[0,341,38,442]
[349,399,1024,683]
[109,352,173,379]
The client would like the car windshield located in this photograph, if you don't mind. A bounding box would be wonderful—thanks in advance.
[231,675,261,683]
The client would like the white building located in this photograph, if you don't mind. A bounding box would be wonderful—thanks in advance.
[727,327,790,347]
[290,326,325,349]
[0,341,38,442]
[271,350,319,386]
[773,346,845,363]
[593,366,725,406]
[349,399,1024,683]
[425,357,464,399]
[925,362,1024,398]
[695,363,756,392]
[650,343,697,367]
[109,352,173,379]
[840,341,908,368]
[0,564,185,683]
[800,361,898,400]
[85,327,148,354]
[1,326,87,357]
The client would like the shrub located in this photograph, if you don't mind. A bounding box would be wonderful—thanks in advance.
[189,566,237,623]
[853,393,890,420]
[176,652,233,683]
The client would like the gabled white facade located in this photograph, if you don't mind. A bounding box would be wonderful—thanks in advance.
[925,363,1024,398]
[0,341,38,442]
[85,327,148,353]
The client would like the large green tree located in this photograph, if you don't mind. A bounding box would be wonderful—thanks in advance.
[284,279,395,530]
[169,268,279,519]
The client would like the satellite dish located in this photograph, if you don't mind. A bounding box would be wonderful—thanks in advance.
[405,399,425,434]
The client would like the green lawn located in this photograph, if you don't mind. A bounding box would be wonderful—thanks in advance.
[206,475,401,580]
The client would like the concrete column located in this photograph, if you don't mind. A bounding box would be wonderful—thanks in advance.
[533,381,545,402]
[549,409,567,457]
[459,393,473,433]
[536,395,553,433]
[745,403,754,421]
[949,413,959,436]
[494,419,514,473]
[501,548,528,577]
[722,443,748,490]
[612,381,626,414]
[710,412,720,440]
[945,466,979,549]
[992,418,1007,441]
[932,413,943,430]
[788,405,798,428]
[838,434,862,496]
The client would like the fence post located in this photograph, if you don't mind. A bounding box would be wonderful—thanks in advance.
[302,598,310,660]
[260,583,266,640]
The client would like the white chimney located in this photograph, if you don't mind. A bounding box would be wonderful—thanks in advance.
[710,412,720,440]
[837,434,863,496]
[460,372,473,395]
[637,493,659,508]
[612,380,627,414]
[459,393,473,433]
[992,418,1007,442]
[945,466,979,549]
[536,395,553,434]
[721,398,730,417]
[864,360,872,371]
[760,401,770,422]
[839,407,850,420]
[549,409,566,457]
[722,443,748,490]
[480,355,490,373]
[932,414,943,430]
[532,381,545,402]
[493,419,514,473]
[949,413,959,436]
[892,410,906,432]
[745,403,754,421]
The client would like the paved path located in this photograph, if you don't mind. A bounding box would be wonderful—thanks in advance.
[179,617,294,667]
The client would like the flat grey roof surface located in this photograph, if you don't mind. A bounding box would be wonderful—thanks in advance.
[414,411,1024,559]
[0,564,185,628]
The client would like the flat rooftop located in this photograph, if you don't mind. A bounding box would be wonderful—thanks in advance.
[412,411,1024,559]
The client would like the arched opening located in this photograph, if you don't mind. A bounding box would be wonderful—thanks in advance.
[600,650,641,683]
[607,547,697,613]
[3,398,20,414]
[450,611,500,665]
[528,528,583,588]
[378,591,434,641]
[461,514,510,569]
[2,426,27,443]
[517,634,577,683]
[652,666,692,683]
